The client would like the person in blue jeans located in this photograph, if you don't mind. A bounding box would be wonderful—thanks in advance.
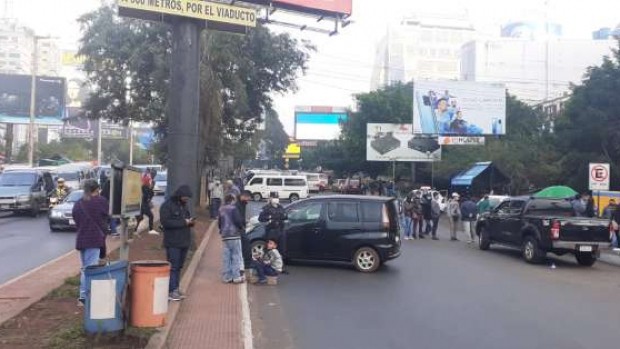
[160,185,195,301]
[251,239,283,284]
[219,194,245,284]
[72,180,110,306]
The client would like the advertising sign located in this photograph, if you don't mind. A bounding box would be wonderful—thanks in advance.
[589,163,610,191]
[367,124,441,162]
[0,74,66,126]
[439,136,486,146]
[283,142,301,159]
[117,0,257,27]
[413,80,506,136]
[240,0,352,16]
[295,106,348,141]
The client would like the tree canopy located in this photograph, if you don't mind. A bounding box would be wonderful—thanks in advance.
[77,4,312,166]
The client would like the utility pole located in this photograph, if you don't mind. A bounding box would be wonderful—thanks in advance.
[167,19,201,201]
[129,120,134,165]
[97,118,103,165]
[28,36,39,167]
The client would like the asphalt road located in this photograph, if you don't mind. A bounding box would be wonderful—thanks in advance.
[0,196,165,285]
[250,219,620,349]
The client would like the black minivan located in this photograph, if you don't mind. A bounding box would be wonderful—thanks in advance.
[246,195,402,272]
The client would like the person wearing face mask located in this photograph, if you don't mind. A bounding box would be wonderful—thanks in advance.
[258,192,288,255]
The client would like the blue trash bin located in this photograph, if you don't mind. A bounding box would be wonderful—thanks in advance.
[83,260,129,334]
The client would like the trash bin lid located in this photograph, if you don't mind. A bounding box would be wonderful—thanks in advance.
[131,260,171,273]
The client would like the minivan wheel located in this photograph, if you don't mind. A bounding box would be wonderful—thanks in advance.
[478,226,491,251]
[353,247,381,273]
[289,194,300,202]
[522,236,544,264]
[250,240,266,258]
[252,193,262,202]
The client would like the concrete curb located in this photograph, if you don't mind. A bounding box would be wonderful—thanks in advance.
[145,220,218,349]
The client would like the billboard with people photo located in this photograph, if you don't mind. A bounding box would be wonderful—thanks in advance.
[413,80,506,136]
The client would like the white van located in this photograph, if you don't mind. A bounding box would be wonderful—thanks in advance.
[245,175,309,202]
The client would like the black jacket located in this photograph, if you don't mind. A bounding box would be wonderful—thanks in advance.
[258,204,287,236]
[236,200,248,228]
[160,186,192,248]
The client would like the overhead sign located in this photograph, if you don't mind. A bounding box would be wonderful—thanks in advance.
[117,0,257,27]
[439,136,486,146]
[295,106,348,141]
[414,80,506,136]
[240,0,352,16]
[367,124,441,162]
[589,163,610,191]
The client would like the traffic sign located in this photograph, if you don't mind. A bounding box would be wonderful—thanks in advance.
[589,163,610,191]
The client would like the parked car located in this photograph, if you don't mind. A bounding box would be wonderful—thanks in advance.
[476,197,611,266]
[49,190,83,231]
[304,173,322,193]
[246,195,402,272]
[245,174,309,202]
[154,171,167,195]
[342,178,362,194]
[0,169,55,216]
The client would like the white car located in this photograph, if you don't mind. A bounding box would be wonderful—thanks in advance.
[245,174,309,202]
[154,172,167,195]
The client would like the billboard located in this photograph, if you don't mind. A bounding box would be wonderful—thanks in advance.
[413,80,506,136]
[0,74,66,125]
[294,106,348,141]
[367,124,441,162]
[240,0,352,16]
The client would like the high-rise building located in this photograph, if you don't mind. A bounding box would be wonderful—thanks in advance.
[460,37,616,104]
[371,12,477,89]
[0,18,60,76]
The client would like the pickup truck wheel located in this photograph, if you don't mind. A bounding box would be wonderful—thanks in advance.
[478,226,491,250]
[522,236,544,264]
[575,252,597,267]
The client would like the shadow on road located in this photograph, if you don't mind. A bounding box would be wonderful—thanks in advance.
[484,245,587,269]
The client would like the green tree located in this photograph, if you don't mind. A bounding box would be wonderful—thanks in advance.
[77,4,312,168]
[555,40,620,191]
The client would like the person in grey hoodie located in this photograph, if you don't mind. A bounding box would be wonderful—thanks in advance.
[430,198,442,240]
[219,194,245,283]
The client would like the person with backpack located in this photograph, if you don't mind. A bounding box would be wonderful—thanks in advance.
[448,193,462,241]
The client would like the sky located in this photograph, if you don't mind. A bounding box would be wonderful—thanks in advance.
[4,0,620,135]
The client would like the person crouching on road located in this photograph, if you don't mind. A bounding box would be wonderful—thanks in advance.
[73,179,110,306]
[160,185,195,301]
[219,194,245,284]
[251,239,283,284]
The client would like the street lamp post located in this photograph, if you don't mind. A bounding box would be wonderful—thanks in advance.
[28,35,53,167]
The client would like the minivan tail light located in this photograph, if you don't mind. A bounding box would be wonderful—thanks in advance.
[550,220,561,240]
[382,205,390,230]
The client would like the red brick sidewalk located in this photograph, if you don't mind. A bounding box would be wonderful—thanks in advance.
[166,237,245,349]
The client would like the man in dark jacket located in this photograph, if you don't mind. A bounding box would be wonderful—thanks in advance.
[420,193,433,235]
[460,197,478,243]
[160,185,194,301]
[219,194,245,283]
[237,191,253,270]
[258,193,287,244]
[136,182,157,235]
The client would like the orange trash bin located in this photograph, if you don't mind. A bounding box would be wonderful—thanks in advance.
[130,261,171,328]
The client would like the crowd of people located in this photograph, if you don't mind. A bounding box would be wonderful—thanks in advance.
[401,190,494,243]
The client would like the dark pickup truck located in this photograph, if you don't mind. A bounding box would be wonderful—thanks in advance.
[476,197,611,266]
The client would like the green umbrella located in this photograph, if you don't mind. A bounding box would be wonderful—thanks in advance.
[533,186,578,199]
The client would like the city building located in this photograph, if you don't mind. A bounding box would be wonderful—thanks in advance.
[371,11,478,89]
[461,22,617,103]
[0,18,60,76]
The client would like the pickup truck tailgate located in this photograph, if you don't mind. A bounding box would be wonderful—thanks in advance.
[558,219,610,242]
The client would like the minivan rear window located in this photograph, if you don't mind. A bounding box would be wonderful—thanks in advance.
[328,202,359,222]
[284,178,306,186]
[361,202,383,222]
[267,178,283,186]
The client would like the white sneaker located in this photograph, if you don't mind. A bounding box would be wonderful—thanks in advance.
[148,230,160,236]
